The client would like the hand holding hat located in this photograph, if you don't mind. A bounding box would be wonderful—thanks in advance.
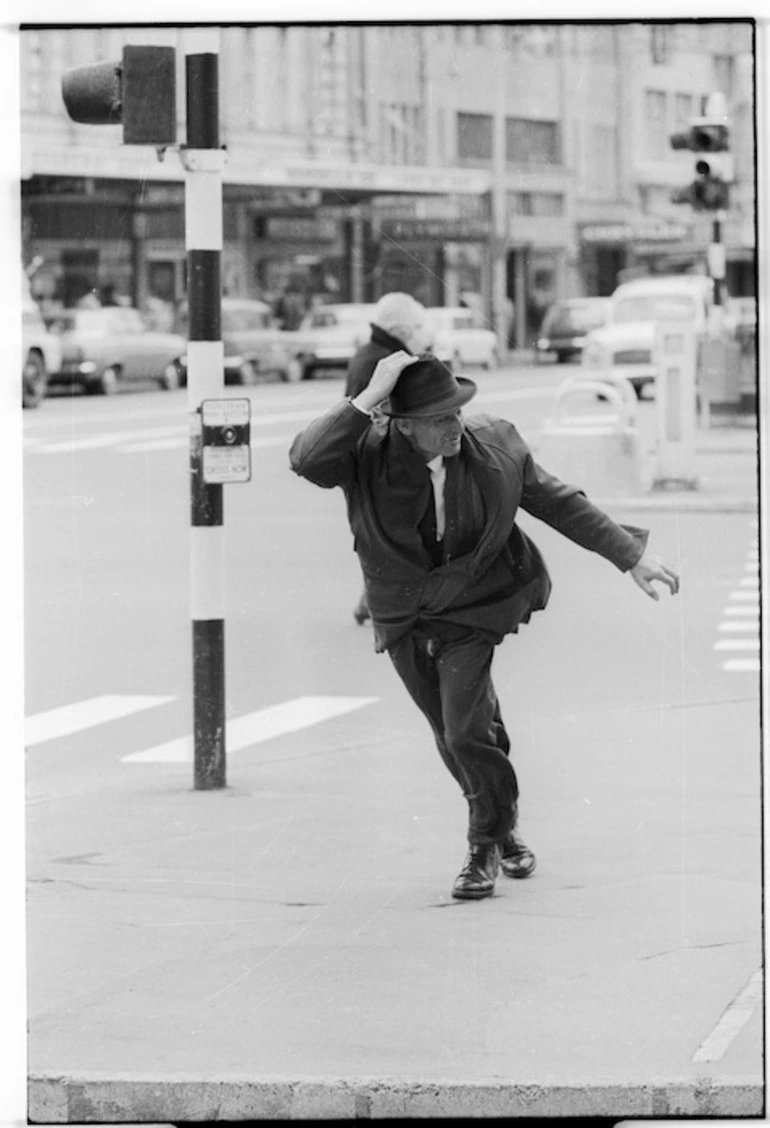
[354,351,420,414]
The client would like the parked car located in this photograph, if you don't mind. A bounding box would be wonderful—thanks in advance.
[177,297,303,385]
[536,297,611,364]
[293,303,377,379]
[427,307,499,370]
[22,273,61,408]
[578,275,714,398]
[47,306,186,394]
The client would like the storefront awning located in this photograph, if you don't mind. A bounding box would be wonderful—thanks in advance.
[22,142,493,198]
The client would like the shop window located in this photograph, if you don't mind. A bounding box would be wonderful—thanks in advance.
[505,118,561,165]
[457,112,493,163]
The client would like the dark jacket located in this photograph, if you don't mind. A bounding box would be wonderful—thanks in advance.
[344,324,409,399]
[290,401,648,653]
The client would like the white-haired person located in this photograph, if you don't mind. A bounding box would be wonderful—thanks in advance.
[345,292,435,624]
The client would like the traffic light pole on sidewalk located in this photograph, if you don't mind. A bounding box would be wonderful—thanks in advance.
[182,29,227,790]
[62,32,243,791]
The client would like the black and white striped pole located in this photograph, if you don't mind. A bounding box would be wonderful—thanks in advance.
[183,29,227,790]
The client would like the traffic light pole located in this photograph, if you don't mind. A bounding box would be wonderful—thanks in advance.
[182,29,227,789]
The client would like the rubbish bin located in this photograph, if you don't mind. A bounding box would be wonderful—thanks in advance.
[699,337,742,406]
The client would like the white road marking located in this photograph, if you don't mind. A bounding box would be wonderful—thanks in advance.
[723,658,760,672]
[36,426,186,453]
[693,968,763,1063]
[714,638,760,650]
[723,605,759,615]
[122,695,379,763]
[728,591,759,601]
[717,621,759,631]
[121,433,291,454]
[26,695,176,747]
[27,387,554,456]
[738,576,758,587]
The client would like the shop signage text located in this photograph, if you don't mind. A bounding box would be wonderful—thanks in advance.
[580,218,691,244]
[380,218,492,241]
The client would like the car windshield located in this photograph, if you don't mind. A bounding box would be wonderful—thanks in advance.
[612,294,696,323]
[545,303,608,333]
[49,310,108,333]
[223,309,271,331]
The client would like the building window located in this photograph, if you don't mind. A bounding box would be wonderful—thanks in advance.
[457,111,493,162]
[713,54,735,99]
[674,92,695,127]
[650,24,673,65]
[644,89,668,159]
[584,124,618,199]
[509,192,564,217]
[505,118,561,165]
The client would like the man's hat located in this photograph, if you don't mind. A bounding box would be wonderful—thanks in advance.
[383,354,477,418]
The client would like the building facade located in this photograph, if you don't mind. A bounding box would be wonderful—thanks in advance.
[19,20,755,345]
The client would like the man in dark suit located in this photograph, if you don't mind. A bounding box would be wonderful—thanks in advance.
[290,352,679,901]
[345,293,434,624]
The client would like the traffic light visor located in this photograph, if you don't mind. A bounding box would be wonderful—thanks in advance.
[62,61,121,125]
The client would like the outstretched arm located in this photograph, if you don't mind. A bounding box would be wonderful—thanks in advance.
[629,554,680,600]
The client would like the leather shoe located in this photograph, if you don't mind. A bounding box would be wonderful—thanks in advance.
[451,843,500,900]
[500,828,536,879]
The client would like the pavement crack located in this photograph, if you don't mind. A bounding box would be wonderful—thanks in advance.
[641,939,746,961]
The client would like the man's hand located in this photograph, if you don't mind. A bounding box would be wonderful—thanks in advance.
[352,351,420,415]
[629,554,680,601]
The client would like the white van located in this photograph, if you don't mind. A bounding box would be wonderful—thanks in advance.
[579,275,713,398]
[22,272,62,408]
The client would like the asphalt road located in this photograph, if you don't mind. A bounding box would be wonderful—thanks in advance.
[18,364,763,1117]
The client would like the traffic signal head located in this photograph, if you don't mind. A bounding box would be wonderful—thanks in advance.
[669,122,729,153]
[670,165,730,211]
[62,60,121,125]
[62,45,176,146]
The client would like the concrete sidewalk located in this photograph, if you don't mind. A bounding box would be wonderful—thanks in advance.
[25,673,762,1120]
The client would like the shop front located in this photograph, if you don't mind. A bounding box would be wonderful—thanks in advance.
[578,216,695,296]
[374,213,492,309]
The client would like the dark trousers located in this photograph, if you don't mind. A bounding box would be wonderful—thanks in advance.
[388,627,519,846]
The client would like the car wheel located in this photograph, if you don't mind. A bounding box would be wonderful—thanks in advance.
[22,350,47,408]
[283,357,304,384]
[484,348,499,371]
[94,366,119,395]
[238,360,259,386]
[555,351,568,364]
[301,363,315,381]
[159,360,182,391]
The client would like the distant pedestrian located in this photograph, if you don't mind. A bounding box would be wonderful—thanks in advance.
[345,293,435,625]
[290,351,680,901]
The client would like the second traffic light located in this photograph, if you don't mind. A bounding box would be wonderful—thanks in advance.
[62,45,177,146]
[669,97,732,213]
[670,165,730,211]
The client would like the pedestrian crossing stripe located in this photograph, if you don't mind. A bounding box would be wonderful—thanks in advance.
[722,658,760,672]
[713,638,760,650]
[717,621,759,631]
[122,695,379,763]
[26,694,176,747]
